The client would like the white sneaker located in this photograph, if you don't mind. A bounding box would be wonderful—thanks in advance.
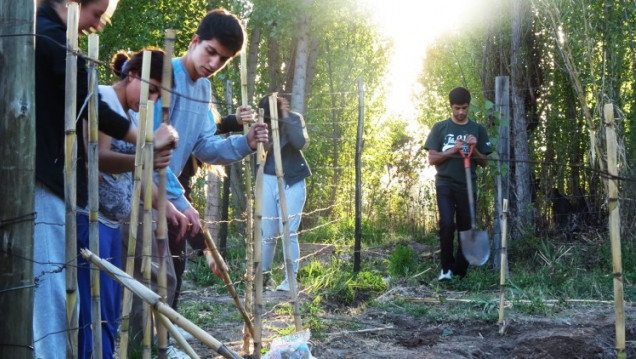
[276,278,290,292]
[166,345,190,359]
[438,269,453,281]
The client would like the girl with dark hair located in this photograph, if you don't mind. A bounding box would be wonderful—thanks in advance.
[76,48,179,359]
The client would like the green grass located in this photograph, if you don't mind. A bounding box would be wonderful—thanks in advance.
[180,217,635,335]
[183,235,247,291]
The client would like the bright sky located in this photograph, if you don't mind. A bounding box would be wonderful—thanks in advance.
[361,0,475,118]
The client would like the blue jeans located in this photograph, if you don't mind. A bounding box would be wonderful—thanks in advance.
[77,214,122,359]
[435,185,472,277]
[261,175,306,278]
[33,183,69,359]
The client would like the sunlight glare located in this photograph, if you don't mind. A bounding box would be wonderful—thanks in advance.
[361,0,474,118]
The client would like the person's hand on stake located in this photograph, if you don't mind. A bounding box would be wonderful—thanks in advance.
[154,123,179,150]
[235,105,254,125]
[182,206,201,236]
[246,122,269,150]
[166,201,189,242]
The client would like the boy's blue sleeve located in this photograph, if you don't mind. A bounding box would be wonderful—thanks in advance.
[153,99,163,130]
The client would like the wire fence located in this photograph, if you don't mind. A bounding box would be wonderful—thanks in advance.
[1,30,636,355]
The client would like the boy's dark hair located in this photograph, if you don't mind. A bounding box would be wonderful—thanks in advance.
[257,94,284,124]
[111,48,165,82]
[196,8,245,56]
[449,87,471,106]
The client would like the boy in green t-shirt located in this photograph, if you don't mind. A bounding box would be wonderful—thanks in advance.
[424,87,492,281]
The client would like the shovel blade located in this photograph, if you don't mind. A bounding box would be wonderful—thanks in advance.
[459,229,490,266]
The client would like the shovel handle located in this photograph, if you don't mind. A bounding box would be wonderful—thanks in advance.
[459,143,475,169]
[461,144,477,228]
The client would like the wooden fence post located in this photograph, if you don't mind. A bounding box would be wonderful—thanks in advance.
[493,76,510,270]
[353,78,364,273]
[0,1,35,357]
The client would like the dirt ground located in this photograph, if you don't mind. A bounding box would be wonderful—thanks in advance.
[177,243,635,359]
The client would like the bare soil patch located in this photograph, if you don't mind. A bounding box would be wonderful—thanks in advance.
[176,243,635,358]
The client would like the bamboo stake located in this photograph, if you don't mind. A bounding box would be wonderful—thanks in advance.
[252,108,266,358]
[239,49,254,353]
[80,249,242,359]
[604,104,625,359]
[498,199,508,335]
[201,225,255,339]
[156,29,175,359]
[269,94,302,331]
[86,33,103,359]
[118,52,151,359]
[64,4,79,357]
[141,99,155,359]
[154,309,199,359]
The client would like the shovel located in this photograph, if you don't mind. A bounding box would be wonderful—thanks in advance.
[459,144,490,266]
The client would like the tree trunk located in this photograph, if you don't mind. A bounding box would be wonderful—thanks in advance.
[205,168,223,246]
[304,36,320,101]
[510,0,532,238]
[247,27,261,105]
[290,0,313,113]
[219,167,231,258]
[325,39,341,217]
[0,2,35,358]
[230,163,246,235]
[267,37,282,93]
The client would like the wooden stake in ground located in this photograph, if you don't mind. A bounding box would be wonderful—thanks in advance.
[156,29,175,359]
[353,78,364,273]
[141,99,155,359]
[64,4,79,356]
[239,49,255,353]
[118,51,151,359]
[201,225,255,340]
[0,2,36,357]
[604,104,625,359]
[252,108,266,358]
[80,249,243,359]
[86,33,103,359]
[498,199,508,335]
[269,94,303,332]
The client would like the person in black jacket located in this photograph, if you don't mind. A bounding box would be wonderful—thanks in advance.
[33,1,176,357]
[258,95,311,292]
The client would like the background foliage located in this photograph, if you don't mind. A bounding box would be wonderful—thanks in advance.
[96,0,635,264]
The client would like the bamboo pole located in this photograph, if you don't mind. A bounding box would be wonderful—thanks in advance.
[240,50,254,353]
[269,94,302,331]
[201,225,255,339]
[118,52,151,359]
[141,99,155,359]
[498,199,508,335]
[154,310,199,359]
[80,249,243,359]
[604,104,625,359]
[64,4,79,357]
[156,29,175,359]
[252,108,266,358]
[86,33,103,359]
